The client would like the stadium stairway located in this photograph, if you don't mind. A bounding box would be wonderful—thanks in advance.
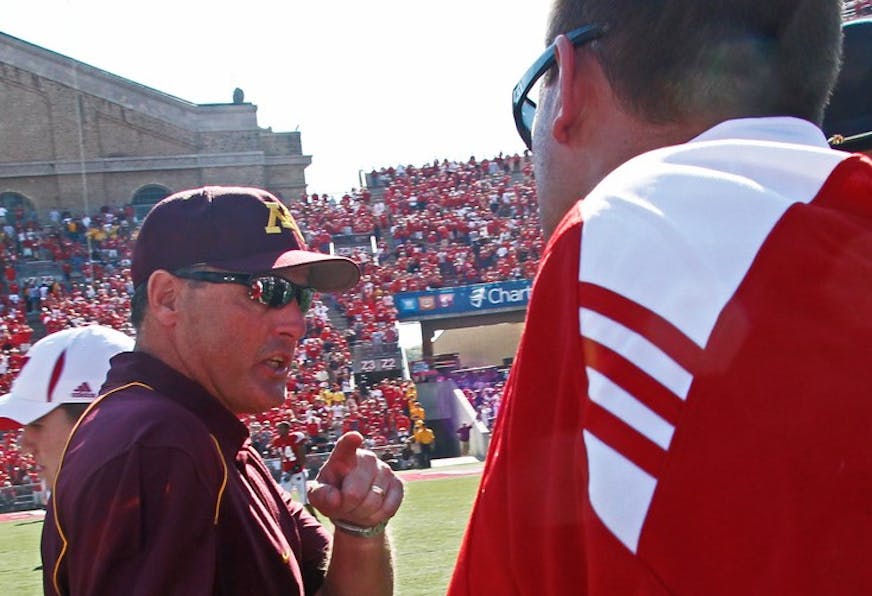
[323,298,350,335]
[26,308,47,343]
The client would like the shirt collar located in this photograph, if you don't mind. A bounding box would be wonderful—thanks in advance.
[690,116,830,148]
[103,351,249,455]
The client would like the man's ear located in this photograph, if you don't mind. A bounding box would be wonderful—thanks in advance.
[551,34,583,145]
[146,270,181,327]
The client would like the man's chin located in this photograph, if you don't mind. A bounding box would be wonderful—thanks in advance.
[244,389,288,414]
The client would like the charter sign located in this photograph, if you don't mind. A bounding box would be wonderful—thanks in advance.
[469,285,532,309]
[395,280,533,321]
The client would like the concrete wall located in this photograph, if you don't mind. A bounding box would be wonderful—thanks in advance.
[0,32,312,216]
[432,321,524,368]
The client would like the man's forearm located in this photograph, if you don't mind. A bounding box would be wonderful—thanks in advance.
[309,432,404,596]
[318,530,394,596]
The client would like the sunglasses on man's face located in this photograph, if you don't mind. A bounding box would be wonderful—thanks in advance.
[512,24,606,150]
[173,269,315,313]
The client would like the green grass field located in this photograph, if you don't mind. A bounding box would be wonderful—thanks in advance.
[0,471,480,595]
[0,515,42,595]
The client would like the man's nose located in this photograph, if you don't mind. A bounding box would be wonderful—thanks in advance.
[20,428,35,456]
[272,300,307,342]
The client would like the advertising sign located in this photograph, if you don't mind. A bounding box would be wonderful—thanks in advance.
[395,280,532,321]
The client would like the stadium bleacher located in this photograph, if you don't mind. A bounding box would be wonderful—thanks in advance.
[0,151,524,510]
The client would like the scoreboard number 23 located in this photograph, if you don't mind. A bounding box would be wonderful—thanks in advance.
[360,358,397,372]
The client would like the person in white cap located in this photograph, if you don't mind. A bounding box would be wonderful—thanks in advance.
[0,325,134,487]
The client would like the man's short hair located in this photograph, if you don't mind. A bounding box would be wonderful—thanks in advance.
[129,283,148,329]
[546,0,843,125]
[59,402,90,424]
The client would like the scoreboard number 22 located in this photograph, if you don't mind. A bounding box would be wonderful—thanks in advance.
[359,358,397,372]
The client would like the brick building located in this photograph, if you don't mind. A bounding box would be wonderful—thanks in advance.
[0,31,311,221]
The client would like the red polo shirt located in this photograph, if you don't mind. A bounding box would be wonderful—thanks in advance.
[42,351,330,595]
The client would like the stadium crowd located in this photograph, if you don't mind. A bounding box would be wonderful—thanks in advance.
[0,151,527,509]
[290,153,541,344]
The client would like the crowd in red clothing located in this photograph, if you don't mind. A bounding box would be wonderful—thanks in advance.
[289,153,541,344]
[0,151,532,505]
[245,377,421,459]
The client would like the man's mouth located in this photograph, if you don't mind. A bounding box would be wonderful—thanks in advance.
[264,355,291,373]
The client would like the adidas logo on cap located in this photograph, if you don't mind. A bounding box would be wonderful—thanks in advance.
[0,326,133,427]
[71,382,95,399]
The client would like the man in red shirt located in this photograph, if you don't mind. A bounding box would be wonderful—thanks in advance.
[451,2,872,595]
[272,421,315,516]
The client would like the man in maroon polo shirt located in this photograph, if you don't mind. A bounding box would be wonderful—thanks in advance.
[42,186,404,595]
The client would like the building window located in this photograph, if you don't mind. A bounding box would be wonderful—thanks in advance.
[131,185,171,220]
[0,192,36,225]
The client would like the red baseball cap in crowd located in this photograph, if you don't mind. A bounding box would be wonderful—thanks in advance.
[131,186,361,292]
[0,325,134,428]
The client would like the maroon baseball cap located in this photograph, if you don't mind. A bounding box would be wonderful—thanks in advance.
[131,186,360,292]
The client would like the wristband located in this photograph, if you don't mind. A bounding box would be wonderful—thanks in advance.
[332,518,389,538]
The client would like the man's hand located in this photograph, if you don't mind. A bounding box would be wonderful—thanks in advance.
[308,432,403,530]
[311,432,402,595]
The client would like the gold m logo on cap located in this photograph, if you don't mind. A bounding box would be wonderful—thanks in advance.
[264,202,302,236]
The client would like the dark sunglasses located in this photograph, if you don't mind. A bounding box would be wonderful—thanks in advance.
[512,24,606,150]
[174,269,315,312]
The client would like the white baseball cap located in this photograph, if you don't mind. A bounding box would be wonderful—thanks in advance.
[0,325,133,427]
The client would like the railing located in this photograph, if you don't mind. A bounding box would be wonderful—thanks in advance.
[0,481,45,513]
[0,444,442,513]
[352,342,401,359]
[0,442,437,514]
[263,443,417,480]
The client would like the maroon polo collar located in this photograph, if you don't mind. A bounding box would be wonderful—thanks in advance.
[103,351,249,457]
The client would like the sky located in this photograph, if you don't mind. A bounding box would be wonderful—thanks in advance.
[1,0,553,195]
